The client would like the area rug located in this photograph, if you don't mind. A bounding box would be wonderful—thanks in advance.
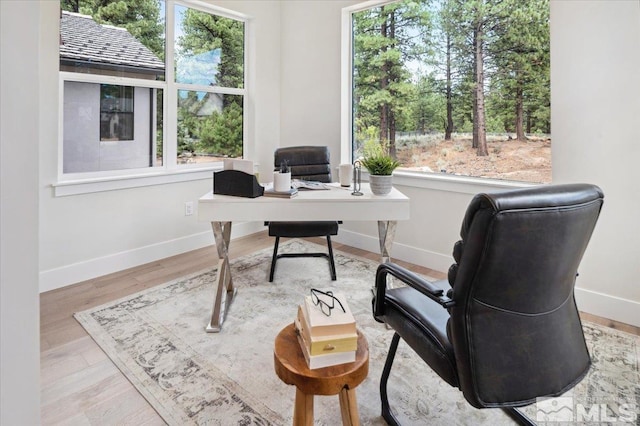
[75,240,639,425]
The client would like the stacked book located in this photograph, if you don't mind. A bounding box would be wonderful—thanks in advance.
[263,187,298,198]
[263,183,298,198]
[294,293,358,369]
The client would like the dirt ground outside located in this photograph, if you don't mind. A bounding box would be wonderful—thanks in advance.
[179,133,552,185]
[396,134,552,184]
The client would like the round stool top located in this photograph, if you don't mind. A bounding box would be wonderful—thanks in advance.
[273,323,369,396]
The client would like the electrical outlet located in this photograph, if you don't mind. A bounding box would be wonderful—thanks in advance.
[185,201,194,216]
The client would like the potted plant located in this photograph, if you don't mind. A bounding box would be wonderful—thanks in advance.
[360,143,400,195]
[274,160,291,191]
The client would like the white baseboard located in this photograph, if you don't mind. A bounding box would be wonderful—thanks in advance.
[575,287,640,328]
[39,221,264,293]
[333,229,453,274]
[40,225,640,328]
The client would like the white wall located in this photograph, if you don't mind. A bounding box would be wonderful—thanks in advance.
[38,1,282,291]
[280,0,359,159]
[1,1,41,423]
[550,0,640,324]
[34,0,640,329]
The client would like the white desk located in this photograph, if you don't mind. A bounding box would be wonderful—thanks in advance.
[198,183,410,332]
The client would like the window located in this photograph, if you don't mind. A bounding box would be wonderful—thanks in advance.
[172,4,245,165]
[344,0,551,184]
[58,0,247,182]
[100,85,134,141]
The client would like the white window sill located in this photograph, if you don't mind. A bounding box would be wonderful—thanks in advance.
[52,168,217,196]
[53,166,539,197]
[379,170,539,195]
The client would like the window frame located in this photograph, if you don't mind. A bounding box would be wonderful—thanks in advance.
[340,0,537,194]
[55,0,250,196]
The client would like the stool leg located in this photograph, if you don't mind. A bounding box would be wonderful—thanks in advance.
[293,388,313,426]
[338,387,360,426]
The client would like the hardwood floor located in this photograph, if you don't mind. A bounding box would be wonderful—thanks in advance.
[40,232,639,425]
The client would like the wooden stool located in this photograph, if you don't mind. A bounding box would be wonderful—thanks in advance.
[273,323,369,426]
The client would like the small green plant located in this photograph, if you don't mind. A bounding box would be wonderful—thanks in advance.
[360,140,400,175]
[279,160,290,173]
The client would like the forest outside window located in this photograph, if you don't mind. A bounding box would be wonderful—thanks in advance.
[347,0,551,184]
[59,0,247,180]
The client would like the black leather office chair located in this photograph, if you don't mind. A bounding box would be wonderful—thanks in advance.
[267,146,339,282]
[372,184,604,425]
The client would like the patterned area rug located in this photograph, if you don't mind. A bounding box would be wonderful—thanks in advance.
[75,240,639,425]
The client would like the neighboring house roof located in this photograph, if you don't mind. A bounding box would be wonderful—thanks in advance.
[60,11,164,74]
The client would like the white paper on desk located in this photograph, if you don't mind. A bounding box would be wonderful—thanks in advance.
[292,179,330,190]
[223,159,254,174]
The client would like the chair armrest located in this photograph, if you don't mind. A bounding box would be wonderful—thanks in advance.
[374,262,455,318]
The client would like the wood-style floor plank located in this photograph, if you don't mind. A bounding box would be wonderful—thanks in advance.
[40,232,639,424]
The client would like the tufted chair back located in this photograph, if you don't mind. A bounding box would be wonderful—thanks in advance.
[372,183,604,425]
[446,184,604,407]
[267,146,339,282]
[274,146,332,182]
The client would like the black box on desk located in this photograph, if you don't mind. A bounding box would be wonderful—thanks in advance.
[213,170,264,198]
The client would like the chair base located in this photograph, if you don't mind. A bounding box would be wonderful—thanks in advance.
[380,332,401,426]
[380,333,537,426]
[503,407,536,426]
[269,236,337,282]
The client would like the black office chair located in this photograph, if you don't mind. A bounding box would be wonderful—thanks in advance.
[372,183,604,425]
[267,146,339,282]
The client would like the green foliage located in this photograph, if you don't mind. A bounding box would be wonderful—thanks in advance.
[360,140,400,175]
[353,0,550,159]
[361,154,401,176]
[177,94,243,158]
[353,1,433,155]
[178,8,244,88]
[176,8,244,157]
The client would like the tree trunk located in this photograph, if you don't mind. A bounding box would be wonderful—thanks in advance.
[515,82,526,141]
[388,10,397,159]
[474,23,488,156]
[445,33,454,141]
[68,0,80,13]
[389,114,396,158]
[379,7,389,146]
[472,49,478,149]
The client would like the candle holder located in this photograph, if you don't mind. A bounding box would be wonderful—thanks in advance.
[351,160,363,196]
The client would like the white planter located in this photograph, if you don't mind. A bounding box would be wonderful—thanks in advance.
[273,171,291,192]
[369,175,393,195]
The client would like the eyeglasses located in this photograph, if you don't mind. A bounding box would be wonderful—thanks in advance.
[310,288,346,317]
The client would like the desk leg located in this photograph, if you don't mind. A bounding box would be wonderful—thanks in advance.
[206,221,236,333]
[377,220,397,291]
[377,220,397,264]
